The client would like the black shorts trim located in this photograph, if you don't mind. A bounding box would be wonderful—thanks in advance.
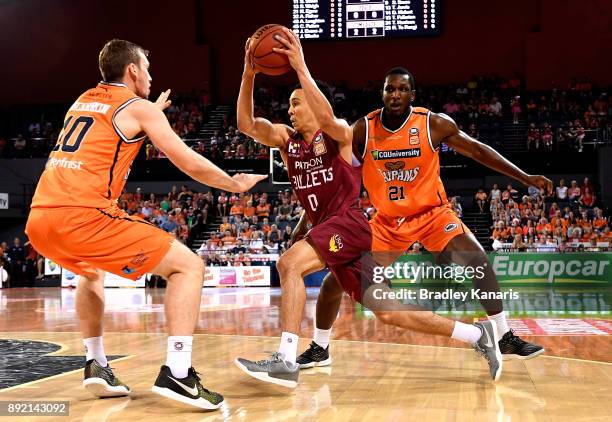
[95,208,156,227]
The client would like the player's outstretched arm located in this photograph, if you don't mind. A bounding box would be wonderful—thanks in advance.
[273,28,352,146]
[432,113,553,194]
[237,38,289,148]
[129,101,267,193]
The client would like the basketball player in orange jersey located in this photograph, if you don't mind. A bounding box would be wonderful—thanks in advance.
[234,28,506,388]
[25,39,265,410]
[296,67,550,369]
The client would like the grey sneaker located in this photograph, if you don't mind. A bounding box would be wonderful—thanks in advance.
[234,352,299,388]
[474,320,503,381]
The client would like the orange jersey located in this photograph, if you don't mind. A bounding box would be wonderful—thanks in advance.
[31,82,146,208]
[362,107,447,217]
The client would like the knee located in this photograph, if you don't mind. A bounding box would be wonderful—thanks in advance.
[276,255,300,283]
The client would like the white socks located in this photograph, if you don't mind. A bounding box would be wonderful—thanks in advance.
[451,321,483,344]
[313,327,332,349]
[487,311,510,338]
[84,336,108,367]
[278,332,299,363]
[166,336,193,379]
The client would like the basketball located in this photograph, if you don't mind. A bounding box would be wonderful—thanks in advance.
[249,24,292,76]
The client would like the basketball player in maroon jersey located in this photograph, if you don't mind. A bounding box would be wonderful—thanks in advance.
[234,28,504,388]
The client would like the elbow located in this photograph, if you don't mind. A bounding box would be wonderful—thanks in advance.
[236,116,254,135]
[236,119,250,134]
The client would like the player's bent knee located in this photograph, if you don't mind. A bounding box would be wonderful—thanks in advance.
[153,240,203,280]
[276,255,295,277]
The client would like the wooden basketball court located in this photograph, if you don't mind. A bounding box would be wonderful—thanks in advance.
[1,287,610,421]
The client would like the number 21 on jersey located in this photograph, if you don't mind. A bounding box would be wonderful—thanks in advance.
[388,186,406,201]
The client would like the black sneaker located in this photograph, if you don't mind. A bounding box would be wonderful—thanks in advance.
[83,359,130,398]
[151,366,224,410]
[297,342,332,369]
[499,329,545,360]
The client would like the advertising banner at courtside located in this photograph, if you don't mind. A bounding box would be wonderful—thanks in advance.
[394,253,611,283]
[0,193,8,209]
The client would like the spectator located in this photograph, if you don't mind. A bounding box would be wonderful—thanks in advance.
[511,97,521,124]
[489,184,501,202]
[7,237,26,287]
[275,198,293,223]
[556,179,568,201]
[268,224,282,245]
[229,201,244,220]
[217,191,229,216]
[511,234,526,252]
[501,184,518,205]
[568,180,581,203]
[282,225,293,247]
[475,189,487,213]
[489,97,502,116]
[256,197,271,218]
[233,251,251,266]
[160,214,179,234]
[248,232,265,253]
[579,187,596,208]
[231,239,248,255]
[527,123,540,150]
[490,198,502,221]
[243,200,256,220]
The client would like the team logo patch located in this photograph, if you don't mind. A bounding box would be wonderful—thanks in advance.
[371,148,421,160]
[409,127,420,145]
[174,342,184,351]
[313,134,327,156]
[384,161,406,171]
[130,250,150,268]
[329,234,344,253]
[444,222,458,233]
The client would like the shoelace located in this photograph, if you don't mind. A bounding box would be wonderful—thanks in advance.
[189,368,214,396]
[504,330,525,345]
[256,352,283,366]
[474,344,492,364]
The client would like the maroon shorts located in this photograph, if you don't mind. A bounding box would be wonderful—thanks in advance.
[305,208,373,303]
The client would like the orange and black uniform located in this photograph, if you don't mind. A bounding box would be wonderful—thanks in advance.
[360,107,470,252]
[26,82,173,280]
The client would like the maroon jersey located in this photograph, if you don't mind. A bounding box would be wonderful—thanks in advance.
[285,130,361,226]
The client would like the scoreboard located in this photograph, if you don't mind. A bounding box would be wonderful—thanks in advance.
[292,0,441,40]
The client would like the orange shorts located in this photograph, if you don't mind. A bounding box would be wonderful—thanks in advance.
[25,205,174,280]
[371,204,470,252]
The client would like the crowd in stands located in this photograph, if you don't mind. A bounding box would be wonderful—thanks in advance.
[2,173,609,287]
[482,177,610,252]
[0,237,44,288]
[523,80,610,152]
[3,76,610,160]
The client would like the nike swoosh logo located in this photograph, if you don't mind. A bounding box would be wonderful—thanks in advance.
[168,376,199,396]
[482,326,494,348]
